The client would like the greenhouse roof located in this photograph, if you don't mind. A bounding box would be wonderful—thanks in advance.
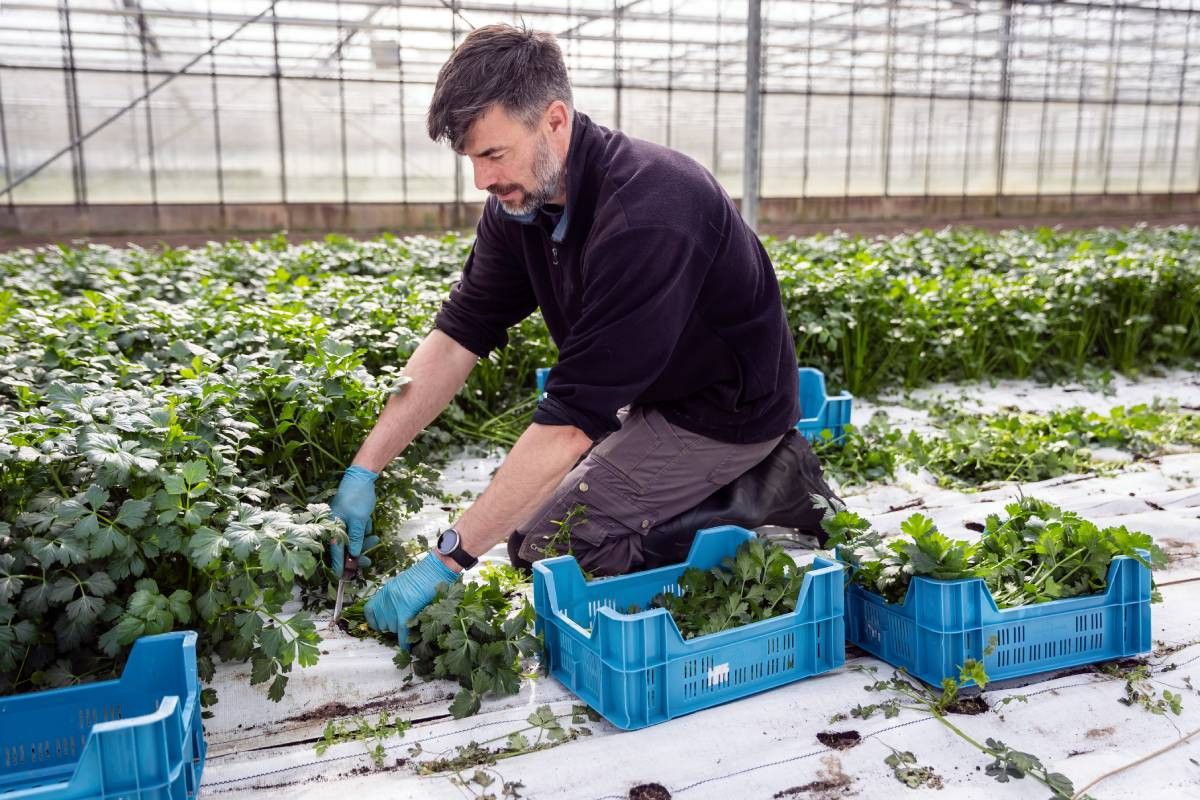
[2,0,1198,102]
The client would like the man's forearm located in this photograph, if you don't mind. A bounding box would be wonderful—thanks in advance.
[353,329,478,473]
[441,422,594,572]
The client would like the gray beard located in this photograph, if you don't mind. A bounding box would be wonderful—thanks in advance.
[500,135,565,216]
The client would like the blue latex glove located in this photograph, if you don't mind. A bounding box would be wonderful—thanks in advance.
[365,552,460,648]
[329,465,379,576]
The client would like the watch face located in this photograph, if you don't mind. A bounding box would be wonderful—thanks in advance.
[438,529,459,554]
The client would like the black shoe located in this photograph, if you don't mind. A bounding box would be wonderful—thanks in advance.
[506,530,534,575]
[641,430,841,569]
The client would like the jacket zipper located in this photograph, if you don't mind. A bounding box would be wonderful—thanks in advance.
[551,245,559,265]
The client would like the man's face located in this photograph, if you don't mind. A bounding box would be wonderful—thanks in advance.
[463,104,567,215]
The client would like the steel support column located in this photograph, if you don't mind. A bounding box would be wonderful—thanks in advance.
[741,0,762,229]
[993,0,1014,198]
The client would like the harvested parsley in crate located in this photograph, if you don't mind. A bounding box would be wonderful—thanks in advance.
[649,538,813,639]
[829,496,1164,687]
[533,526,844,730]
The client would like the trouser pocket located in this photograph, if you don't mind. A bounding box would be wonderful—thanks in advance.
[516,463,644,561]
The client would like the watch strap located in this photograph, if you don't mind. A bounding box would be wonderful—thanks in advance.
[439,529,478,570]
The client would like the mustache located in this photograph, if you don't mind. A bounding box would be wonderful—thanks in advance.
[489,184,522,196]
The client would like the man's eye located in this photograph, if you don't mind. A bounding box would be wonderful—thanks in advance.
[490,153,504,161]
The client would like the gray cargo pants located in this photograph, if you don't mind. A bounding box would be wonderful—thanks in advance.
[507,406,784,577]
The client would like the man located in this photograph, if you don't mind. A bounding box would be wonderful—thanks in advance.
[327,24,840,643]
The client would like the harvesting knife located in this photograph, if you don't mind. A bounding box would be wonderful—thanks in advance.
[329,555,358,631]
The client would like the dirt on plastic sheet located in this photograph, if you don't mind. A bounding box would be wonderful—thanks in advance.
[210,774,328,794]
[343,759,407,777]
[843,642,871,660]
[281,691,423,724]
[628,783,672,800]
[773,755,855,799]
[945,695,989,715]
[816,730,861,750]
[285,701,356,723]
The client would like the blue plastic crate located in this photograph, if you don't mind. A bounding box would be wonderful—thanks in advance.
[0,631,207,800]
[536,366,853,443]
[533,526,845,730]
[796,367,853,443]
[844,556,1152,688]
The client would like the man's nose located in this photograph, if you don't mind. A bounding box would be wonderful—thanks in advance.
[472,160,495,192]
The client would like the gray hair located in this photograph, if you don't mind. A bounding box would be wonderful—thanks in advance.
[426,23,574,153]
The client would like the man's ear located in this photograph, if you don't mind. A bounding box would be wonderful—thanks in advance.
[546,100,570,134]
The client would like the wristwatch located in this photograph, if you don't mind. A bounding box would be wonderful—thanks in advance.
[435,527,478,570]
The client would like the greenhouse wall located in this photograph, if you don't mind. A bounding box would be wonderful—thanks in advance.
[1,0,1197,237]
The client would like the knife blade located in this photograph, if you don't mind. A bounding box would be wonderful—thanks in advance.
[329,554,358,632]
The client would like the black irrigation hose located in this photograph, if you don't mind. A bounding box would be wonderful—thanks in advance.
[1157,576,1200,587]
[1159,648,1200,671]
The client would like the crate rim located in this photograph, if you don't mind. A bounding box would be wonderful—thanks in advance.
[842,551,1148,620]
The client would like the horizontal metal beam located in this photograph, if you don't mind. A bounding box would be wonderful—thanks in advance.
[3,0,1193,54]
[2,43,1187,96]
[2,26,1193,81]
[1,22,1194,75]
[2,53,1190,104]
[2,60,1195,110]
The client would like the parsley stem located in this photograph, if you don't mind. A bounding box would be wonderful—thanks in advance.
[263,394,308,497]
[894,687,1072,799]
[48,468,69,498]
[1045,547,1088,585]
[299,430,340,464]
[14,642,32,690]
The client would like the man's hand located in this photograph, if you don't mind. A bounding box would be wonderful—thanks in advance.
[329,465,379,575]
[365,552,460,648]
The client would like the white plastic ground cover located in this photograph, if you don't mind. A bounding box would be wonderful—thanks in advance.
[199,372,1200,799]
[855,367,1200,438]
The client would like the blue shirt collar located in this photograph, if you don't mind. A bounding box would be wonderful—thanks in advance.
[497,198,570,244]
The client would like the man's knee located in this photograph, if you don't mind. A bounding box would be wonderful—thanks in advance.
[508,496,645,578]
[573,530,643,577]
